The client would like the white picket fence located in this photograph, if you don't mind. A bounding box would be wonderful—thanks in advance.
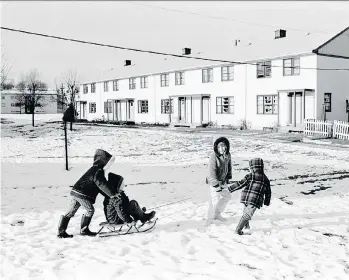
[333,120,349,140]
[304,119,349,140]
[303,119,333,137]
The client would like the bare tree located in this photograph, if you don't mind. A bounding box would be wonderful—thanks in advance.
[59,69,80,130]
[16,70,48,126]
[1,53,12,89]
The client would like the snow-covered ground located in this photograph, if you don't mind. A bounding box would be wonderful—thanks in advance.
[1,114,349,280]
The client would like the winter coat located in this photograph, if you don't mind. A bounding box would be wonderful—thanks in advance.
[228,158,271,208]
[70,149,117,204]
[103,192,132,224]
[206,137,232,190]
[102,172,133,224]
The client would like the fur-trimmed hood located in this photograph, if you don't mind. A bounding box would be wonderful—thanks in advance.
[213,136,230,156]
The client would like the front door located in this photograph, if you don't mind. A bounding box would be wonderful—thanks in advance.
[112,101,117,121]
[202,97,210,124]
[179,97,186,122]
[127,100,135,121]
[82,102,87,119]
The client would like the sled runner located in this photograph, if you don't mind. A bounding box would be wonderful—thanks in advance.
[97,218,158,238]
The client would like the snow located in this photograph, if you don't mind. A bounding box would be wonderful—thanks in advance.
[1,114,349,280]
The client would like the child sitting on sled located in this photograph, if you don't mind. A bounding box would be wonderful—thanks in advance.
[227,158,271,235]
[102,172,156,225]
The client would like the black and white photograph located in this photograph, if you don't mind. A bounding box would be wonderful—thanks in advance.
[1,1,349,279]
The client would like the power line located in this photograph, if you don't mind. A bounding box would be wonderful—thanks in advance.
[125,1,338,36]
[1,26,349,72]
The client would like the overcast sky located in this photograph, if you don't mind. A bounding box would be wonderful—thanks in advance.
[1,1,349,87]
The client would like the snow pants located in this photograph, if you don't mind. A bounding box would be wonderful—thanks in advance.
[207,185,232,221]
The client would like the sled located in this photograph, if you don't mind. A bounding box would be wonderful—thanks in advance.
[97,218,158,238]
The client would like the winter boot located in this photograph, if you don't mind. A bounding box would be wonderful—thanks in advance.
[80,215,97,236]
[129,201,156,223]
[214,212,228,222]
[245,221,250,230]
[57,215,73,238]
[141,211,156,224]
[235,217,250,235]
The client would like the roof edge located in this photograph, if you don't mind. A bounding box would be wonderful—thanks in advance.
[313,26,349,53]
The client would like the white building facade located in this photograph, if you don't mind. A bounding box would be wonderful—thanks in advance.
[77,28,349,129]
[0,90,63,114]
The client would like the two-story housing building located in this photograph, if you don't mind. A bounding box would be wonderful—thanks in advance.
[1,89,63,114]
[76,27,349,129]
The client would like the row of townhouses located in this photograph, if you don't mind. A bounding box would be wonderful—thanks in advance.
[74,27,348,129]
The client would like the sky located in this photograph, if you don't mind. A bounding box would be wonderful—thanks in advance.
[1,1,349,88]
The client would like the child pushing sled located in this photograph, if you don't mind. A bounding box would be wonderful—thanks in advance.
[57,149,155,238]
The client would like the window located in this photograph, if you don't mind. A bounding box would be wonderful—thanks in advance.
[202,68,213,83]
[129,78,136,90]
[138,100,148,113]
[91,83,96,93]
[283,57,300,76]
[216,97,234,114]
[221,66,234,81]
[324,93,331,112]
[257,95,278,114]
[113,80,119,91]
[83,85,88,94]
[104,101,112,113]
[89,102,96,113]
[140,76,148,89]
[175,72,185,85]
[161,99,174,114]
[1,103,5,107]
[256,61,272,78]
[160,74,169,87]
[104,82,109,92]
[11,103,17,107]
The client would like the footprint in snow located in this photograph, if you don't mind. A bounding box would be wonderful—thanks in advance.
[119,247,131,257]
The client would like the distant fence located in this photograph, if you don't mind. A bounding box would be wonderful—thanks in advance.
[333,120,349,140]
[304,119,349,140]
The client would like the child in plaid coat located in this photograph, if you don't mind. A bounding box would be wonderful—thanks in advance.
[228,158,271,235]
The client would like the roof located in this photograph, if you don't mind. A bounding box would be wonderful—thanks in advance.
[82,29,346,84]
[1,89,58,95]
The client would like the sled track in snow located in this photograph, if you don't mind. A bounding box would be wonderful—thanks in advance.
[271,170,349,186]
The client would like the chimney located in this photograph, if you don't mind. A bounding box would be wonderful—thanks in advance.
[182,48,191,55]
[234,39,241,46]
[275,29,286,39]
[124,60,131,66]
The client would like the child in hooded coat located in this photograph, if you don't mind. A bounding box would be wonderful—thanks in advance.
[206,136,233,224]
[102,172,156,224]
[57,149,118,238]
[228,158,271,235]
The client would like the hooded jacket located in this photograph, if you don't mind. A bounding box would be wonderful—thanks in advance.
[70,149,117,204]
[228,158,271,208]
[102,172,133,224]
[206,136,232,188]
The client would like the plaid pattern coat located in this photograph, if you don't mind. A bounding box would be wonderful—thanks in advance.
[228,158,271,208]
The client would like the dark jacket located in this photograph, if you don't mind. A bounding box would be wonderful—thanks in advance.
[70,149,117,204]
[102,172,133,224]
[228,158,271,208]
[206,137,232,189]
